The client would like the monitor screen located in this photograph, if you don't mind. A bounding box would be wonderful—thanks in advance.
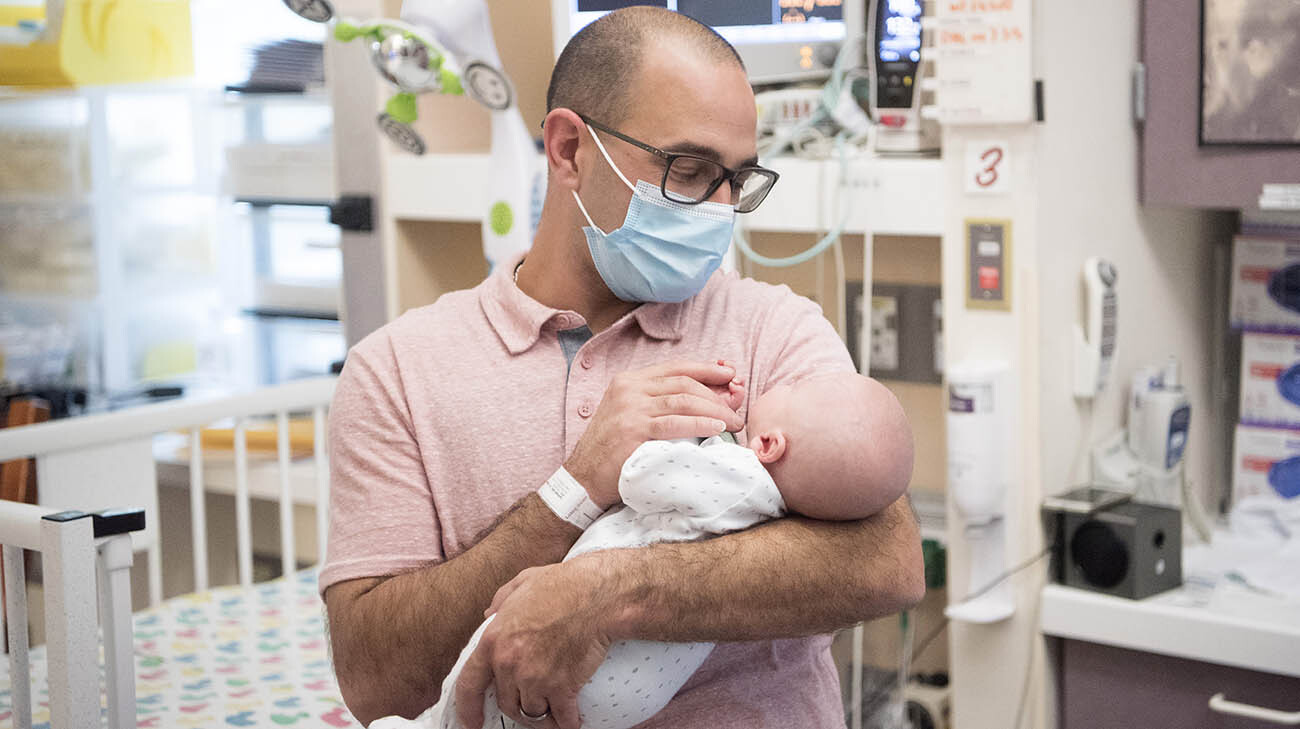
[568,1,846,50]
[876,0,922,63]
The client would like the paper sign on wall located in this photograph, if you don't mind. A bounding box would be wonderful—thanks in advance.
[964,140,1012,194]
[937,0,1034,125]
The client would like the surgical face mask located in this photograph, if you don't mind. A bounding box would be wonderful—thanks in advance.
[572,124,735,303]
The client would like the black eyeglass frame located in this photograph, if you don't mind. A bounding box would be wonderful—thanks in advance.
[574,114,779,214]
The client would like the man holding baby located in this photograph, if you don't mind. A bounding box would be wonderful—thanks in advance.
[321,7,925,729]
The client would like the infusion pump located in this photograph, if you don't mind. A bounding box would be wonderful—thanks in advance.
[867,0,939,153]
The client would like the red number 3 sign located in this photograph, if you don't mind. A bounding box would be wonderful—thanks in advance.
[976,146,1003,187]
[966,141,1011,194]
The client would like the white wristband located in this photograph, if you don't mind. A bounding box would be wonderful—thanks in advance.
[538,466,604,530]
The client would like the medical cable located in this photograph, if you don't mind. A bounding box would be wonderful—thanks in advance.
[732,130,853,268]
[1011,565,1048,729]
[909,616,947,665]
[1067,397,1095,487]
[909,545,1054,664]
[962,544,1052,605]
[735,31,867,270]
[896,610,915,725]
[832,233,847,343]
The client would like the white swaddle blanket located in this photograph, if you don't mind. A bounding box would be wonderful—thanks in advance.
[371,434,785,729]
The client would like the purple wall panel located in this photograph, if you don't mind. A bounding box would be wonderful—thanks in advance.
[1141,0,1300,210]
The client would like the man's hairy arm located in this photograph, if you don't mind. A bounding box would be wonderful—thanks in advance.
[324,494,580,725]
[607,496,925,640]
[492,495,924,646]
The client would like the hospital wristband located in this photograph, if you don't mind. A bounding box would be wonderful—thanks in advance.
[538,466,604,530]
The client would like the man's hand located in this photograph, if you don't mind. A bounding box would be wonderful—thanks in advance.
[565,359,745,509]
[455,561,615,729]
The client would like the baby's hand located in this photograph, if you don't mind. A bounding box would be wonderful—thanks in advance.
[711,359,746,413]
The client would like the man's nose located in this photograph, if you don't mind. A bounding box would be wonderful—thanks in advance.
[706,179,734,207]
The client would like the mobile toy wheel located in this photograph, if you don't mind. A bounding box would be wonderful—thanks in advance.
[282,0,333,23]
[378,113,427,155]
[463,61,513,111]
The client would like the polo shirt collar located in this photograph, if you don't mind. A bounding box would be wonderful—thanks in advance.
[632,301,687,341]
[480,252,688,354]
[480,254,560,355]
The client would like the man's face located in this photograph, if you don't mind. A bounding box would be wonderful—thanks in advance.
[580,39,758,232]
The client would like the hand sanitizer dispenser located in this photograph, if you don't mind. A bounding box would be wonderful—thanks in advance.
[946,360,1015,623]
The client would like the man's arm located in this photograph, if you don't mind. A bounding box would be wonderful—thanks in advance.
[457,495,924,729]
[603,495,924,640]
[324,494,580,725]
[490,495,924,643]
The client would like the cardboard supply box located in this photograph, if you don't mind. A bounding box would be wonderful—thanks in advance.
[1241,332,1300,427]
[1230,235,1300,330]
[1233,424,1300,505]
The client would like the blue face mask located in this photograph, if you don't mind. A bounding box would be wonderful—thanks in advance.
[572,124,735,303]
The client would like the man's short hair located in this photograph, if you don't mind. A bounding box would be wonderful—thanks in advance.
[546,6,744,126]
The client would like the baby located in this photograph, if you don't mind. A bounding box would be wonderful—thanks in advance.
[372,370,913,729]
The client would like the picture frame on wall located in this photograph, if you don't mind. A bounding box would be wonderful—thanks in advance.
[1199,0,1300,147]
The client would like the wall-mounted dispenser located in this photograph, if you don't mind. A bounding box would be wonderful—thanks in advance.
[945,359,1015,623]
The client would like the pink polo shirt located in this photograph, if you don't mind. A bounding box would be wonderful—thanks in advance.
[322,254,855,729]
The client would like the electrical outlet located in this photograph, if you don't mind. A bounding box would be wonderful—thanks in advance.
[861,283,943,384]
[871,295,900,371]
[846,282,942,382]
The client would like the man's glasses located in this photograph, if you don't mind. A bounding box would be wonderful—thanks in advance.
[578,115,779,214]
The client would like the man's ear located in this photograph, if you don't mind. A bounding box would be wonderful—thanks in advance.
[543,108,584,190]
[748,430,787,464]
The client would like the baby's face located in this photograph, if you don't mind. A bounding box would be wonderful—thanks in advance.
[744,382,794,441]
[745,378,843,446]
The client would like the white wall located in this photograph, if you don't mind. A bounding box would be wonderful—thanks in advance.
[943,1,1235,727]
[1035,2,1235,520]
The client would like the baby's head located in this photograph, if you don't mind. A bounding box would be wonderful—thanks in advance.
[745,372,913,520]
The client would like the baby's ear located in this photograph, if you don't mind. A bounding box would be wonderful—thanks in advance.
[749,430,787,464]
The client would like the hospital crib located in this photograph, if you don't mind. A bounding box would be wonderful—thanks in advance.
[0,377,356,728]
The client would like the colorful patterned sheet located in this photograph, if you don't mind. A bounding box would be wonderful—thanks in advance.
[0,569,363,728]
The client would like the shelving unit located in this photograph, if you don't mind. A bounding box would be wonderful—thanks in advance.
[0,87,224,393]
[217,89,344,386]
[386,151,944,237]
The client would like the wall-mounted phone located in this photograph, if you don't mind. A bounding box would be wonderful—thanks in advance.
[1073,257,1118,399]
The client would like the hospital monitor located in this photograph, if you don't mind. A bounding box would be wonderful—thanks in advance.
[551,0,865,85]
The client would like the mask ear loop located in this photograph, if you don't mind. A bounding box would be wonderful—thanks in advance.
[584,123,636,192]
[571,123,638,235]
[570,189,604,234]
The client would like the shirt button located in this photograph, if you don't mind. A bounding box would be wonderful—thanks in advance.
[578,403,593,418]
[580,356,594,369]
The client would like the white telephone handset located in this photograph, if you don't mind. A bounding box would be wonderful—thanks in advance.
[1073,257,1118,399]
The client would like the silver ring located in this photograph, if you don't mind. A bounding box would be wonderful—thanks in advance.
[520,706,550,721]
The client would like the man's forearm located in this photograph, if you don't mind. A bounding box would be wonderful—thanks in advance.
[598,496,925,643]
[325,493,581,724]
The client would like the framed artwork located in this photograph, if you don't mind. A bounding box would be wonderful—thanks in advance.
[1199,0,1300,146]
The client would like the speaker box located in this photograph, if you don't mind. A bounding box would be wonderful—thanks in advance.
[1044,500,1182,599]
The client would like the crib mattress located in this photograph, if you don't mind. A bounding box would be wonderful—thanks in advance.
[0,569,363,728]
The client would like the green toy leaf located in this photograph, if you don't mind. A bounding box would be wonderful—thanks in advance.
[440,68,463,96]
[333,22,362,41]
[385,92,419,124]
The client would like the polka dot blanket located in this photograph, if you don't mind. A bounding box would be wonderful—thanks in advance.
[0,569,361,728]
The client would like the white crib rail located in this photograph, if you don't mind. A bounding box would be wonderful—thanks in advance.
[0,376,336,602]
[0,502,140,729]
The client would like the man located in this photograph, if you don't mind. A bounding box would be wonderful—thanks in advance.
[322,7,924,729]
